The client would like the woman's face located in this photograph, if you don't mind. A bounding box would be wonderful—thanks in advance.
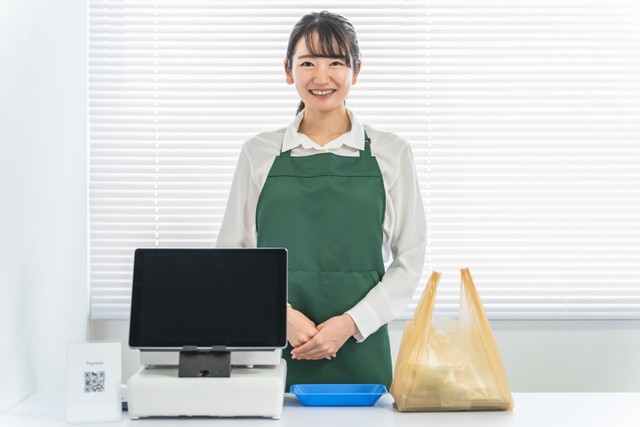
[285,35,360,115]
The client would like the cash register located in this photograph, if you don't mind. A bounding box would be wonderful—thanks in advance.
[126,248,288,419]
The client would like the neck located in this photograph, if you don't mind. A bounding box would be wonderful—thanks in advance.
[298,107,351,146]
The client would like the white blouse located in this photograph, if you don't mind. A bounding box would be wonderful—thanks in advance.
[217,110,427,342]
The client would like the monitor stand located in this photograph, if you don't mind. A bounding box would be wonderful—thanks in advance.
[127,359,287,419]
[178,346,230,378]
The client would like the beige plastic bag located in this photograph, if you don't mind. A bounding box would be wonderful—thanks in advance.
[390,268,514,411]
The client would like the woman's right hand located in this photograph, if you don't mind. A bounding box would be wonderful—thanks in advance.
[286,306,319,348]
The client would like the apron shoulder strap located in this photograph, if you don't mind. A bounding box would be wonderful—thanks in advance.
[362,132,373,157]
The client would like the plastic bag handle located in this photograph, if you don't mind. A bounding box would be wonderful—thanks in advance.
[460,267,512,401]
[390,271,441,402]
[413,271,441,327]
[460,267,489,324]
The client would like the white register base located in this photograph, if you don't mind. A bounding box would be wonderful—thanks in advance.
[126,359,287,419]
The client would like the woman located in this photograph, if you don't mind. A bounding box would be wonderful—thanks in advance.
[218,11,426,390]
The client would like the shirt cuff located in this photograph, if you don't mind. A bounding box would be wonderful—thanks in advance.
[345,302,382,343]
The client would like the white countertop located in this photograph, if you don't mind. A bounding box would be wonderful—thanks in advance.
[3,392,639,427]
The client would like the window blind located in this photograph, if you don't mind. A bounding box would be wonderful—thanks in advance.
[421,0,640,319]
[89,0,640,320]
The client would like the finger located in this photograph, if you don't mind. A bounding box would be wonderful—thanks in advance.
[289,328,317,346]
[291,327,317,340]
[296,345,333,360]
[293,349,331,360]
[290,340,305,348]
[296,339,340,359]
[298,331,317,344]
[291,340,320,359]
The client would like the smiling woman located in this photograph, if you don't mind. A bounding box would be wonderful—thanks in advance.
[217,11,427,391]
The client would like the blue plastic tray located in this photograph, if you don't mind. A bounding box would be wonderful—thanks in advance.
[290,384,387,406]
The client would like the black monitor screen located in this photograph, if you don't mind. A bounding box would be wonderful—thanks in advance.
[129,248,287,350]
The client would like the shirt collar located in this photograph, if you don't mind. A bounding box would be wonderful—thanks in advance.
[281,108,365,153]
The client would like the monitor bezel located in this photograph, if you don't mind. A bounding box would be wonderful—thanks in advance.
[128,247,288,352]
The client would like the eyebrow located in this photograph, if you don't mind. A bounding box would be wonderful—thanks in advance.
[297,54,345,60]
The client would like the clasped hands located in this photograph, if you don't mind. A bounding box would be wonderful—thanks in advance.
[287,306,358,361]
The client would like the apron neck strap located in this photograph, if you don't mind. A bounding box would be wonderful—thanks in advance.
[280,132,372,157]
[363,132,372,157]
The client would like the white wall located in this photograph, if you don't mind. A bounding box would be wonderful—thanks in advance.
[93,318,640,393]
[0,0,88,413]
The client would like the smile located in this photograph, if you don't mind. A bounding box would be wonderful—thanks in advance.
[310,89,336,96]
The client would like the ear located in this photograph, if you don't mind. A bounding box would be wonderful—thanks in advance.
[284,59,294,85]
[352,59,362,85]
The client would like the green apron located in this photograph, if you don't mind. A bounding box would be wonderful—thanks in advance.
[256,133,392,391]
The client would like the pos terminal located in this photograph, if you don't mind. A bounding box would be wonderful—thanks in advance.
[126,248,288,419]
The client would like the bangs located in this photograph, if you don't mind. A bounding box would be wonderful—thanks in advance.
[303,28,351,66]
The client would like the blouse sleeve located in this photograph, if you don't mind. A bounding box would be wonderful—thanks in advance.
[216,145,260,248]
[345,140,427,341]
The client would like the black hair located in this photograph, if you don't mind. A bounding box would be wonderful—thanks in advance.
[285,11,362,115]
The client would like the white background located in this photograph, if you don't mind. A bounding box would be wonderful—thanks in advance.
[0,0,88,413]
[1,0,639,414]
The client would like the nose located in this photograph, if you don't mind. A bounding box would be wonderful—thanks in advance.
[312,64,331,85]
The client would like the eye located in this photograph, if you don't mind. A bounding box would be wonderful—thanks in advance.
[299,61,314,67]
[330,60,345,66]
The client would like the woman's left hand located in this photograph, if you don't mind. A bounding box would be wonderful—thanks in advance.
[290,314,358,361]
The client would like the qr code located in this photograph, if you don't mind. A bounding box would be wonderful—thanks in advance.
[84,371,105,393]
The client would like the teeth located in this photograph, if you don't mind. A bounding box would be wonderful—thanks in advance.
[311,90,335,96]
